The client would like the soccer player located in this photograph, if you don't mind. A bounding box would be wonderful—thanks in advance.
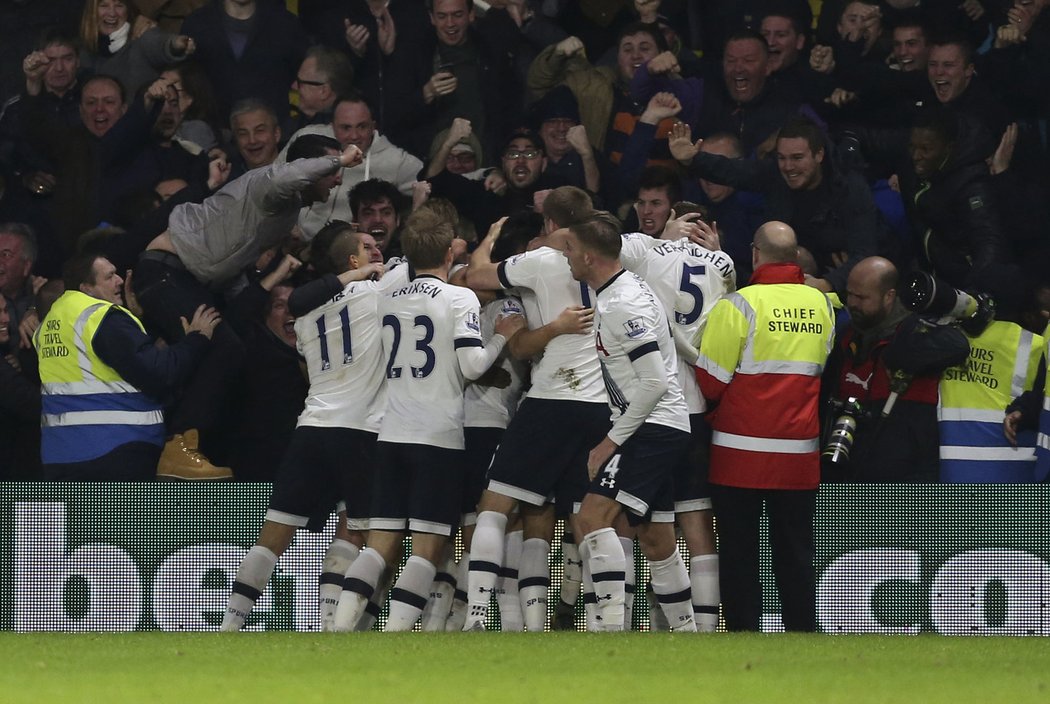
[564,211,696,632]
[438,213,538,632]
[331,210,523,632]
[462,186,610,632]
[220,224,389,632]
[618,208,737,631]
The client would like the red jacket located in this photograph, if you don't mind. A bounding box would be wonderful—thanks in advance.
[695,263,835,490]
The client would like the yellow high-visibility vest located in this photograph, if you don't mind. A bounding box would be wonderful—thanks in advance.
[36,290,164,464]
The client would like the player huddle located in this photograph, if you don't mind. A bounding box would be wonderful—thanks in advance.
[222,185,736,633]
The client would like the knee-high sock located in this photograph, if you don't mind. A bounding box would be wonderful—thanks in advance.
[559,530,583,607]
[332,547,386,632]
[582,528,626,631]
[445,551,470,631]
[319,540,359,631]
[620,536,636,631]
[221,545,277,631]
[357,568,393,632]
[647,581,669,631]
[579,541,599,631]
[421,546,457,632]
[464,511,507,628]
[691,554,720,632]
[518,538,551,632]
[385,555,438,632]
[497,530,524,631]
[650,548,696,632]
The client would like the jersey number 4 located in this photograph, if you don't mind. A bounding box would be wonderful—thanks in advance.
[676,264,706,325]
[383,314,436,379]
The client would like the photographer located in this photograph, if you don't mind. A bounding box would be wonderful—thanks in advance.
[822,257,955,482]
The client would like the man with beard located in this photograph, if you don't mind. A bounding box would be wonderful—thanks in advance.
[349,179,404,261]
[823,257,941,483]
[428,129,550,235]
[281,93,422,239]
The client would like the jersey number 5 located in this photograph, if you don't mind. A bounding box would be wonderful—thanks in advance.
[383,314,436,379]
[676,264,706,325]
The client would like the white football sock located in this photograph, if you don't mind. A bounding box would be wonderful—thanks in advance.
[445,551,470,631]
[650,548,696,632]
[384,556,437,632]
[620,536,636,631]
[582,528,626,632]
[579,540,599,631]
[421,548,457,631]
[357,572,391,632]
[518,538,551,632]
[464,511,507,629]
[221,545,277,632]
[559,530,583,607]
[319,540,359,631]
[332,547,385,632]
[497,530,524,631]
[648,582,669,631]
[691,554,720,632]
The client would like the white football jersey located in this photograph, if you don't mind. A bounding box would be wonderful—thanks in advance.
[594,270,689,434]
[497,247,605,403]
[619,233,736,413]
[293,265,409,431]
[464,296,528,429]
[295,279,386,432]
[377,275,486,450]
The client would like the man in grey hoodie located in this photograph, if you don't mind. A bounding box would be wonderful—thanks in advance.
[131,133,363,479]
[279,92,423,239]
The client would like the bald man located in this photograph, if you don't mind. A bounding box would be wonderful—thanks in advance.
[827,256,941,483]
[694,221,834,631]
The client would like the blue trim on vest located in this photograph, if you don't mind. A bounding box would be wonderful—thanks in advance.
[41,423,165,464]
[939,421,1015,448]
[940,419,1038,482]
[42,391,162,415]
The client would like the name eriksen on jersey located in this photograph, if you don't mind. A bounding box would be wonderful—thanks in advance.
[391,281,442,299]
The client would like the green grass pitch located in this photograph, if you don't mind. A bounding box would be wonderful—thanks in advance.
[2,632,1049,704]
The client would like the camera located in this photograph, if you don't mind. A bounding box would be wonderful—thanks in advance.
[898,271,994,336]
[822,396,867,464]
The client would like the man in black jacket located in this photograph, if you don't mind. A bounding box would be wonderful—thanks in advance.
[670,116,884,295]
[180,0,308,127]
[903,110,1019,310]
[383,0,521,161]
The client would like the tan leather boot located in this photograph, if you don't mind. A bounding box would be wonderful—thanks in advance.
[156,429,233,480]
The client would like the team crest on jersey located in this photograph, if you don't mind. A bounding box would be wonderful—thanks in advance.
[623,317,647,338]
[466,311,481,333]
[501,299,524,316]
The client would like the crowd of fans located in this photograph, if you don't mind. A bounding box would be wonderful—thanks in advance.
[0,0,1049,484]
